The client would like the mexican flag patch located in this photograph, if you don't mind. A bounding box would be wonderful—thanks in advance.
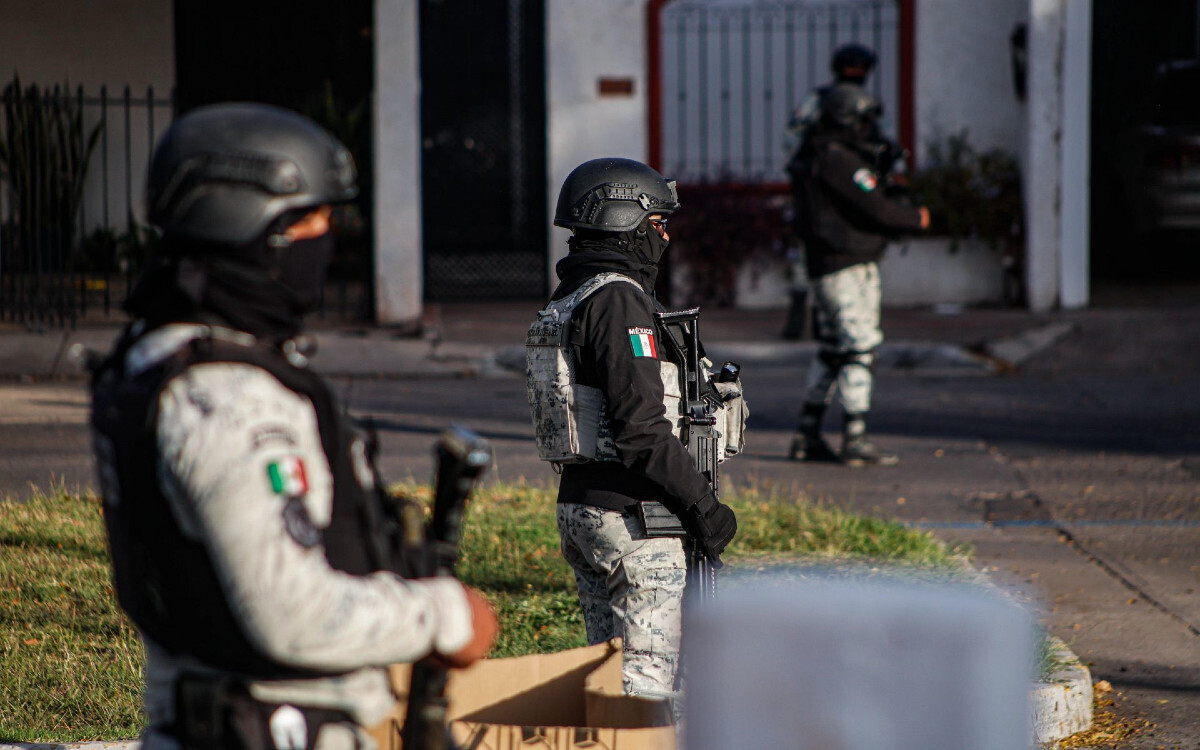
[852,167,878,192]
[268,457,308,498]
[627,326,658,358]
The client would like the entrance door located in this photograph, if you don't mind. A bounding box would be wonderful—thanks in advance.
[172,1,374,319]
[419,0,547,300]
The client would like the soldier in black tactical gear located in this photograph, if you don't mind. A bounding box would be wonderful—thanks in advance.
[788,84,930,466]
[90,102,497,750]
[538,157,738,703]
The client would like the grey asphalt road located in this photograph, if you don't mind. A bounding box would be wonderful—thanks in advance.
[1,291,1197,748]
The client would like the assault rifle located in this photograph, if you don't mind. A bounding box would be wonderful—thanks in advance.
[399,425,491,750]
[655,308,731,603]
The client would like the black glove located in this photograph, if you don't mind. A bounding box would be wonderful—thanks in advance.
[689,493,738,561]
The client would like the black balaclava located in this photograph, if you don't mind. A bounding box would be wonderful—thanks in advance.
[553,217,670,300]
[125,212,334,344]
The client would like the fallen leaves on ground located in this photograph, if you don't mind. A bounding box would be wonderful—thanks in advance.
[1054,689,1153,749]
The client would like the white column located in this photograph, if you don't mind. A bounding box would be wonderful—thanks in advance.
[1023,0,1064,312]
[373,0,424,327]
[1059,0,1091,309]
[545,0,650,293]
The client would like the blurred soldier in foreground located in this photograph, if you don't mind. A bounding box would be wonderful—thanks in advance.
[787,85,930,466]
[525,158,743,705]
[90,103,496,749]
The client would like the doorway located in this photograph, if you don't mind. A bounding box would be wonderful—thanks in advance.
[172,1,375,319]
[418,0,547,300]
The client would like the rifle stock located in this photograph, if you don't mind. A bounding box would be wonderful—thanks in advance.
[400,425,491,750]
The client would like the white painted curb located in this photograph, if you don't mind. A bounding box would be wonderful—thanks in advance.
[1030,636,1094,744]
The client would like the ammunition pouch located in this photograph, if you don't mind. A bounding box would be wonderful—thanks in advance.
[173,676,356,750]
[636,500,688,538]
[700,358,748,460]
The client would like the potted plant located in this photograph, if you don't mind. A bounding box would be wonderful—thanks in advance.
[893,129,1025,306]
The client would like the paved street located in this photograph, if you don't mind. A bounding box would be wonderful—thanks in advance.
[1,281,1198,747]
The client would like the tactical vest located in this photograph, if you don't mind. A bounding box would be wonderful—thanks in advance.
[526,273,683,464]
[90,326,402,680]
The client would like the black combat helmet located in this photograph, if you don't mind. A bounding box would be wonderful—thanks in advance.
[831,43,878,83]
[146,102,357,246]
[554,157,680,233]
[820,83,883,131]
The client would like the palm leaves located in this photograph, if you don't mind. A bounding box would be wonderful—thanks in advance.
[0,74,104,269]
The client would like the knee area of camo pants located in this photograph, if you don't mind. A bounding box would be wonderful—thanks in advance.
[556,503,686,696]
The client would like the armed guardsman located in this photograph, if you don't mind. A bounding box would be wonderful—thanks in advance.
[90,103,496,750]
[524,158,745,707]
[787,86,930,466]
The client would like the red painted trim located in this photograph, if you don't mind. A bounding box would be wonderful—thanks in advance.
[646,0,673,171]
[897,0,916,164]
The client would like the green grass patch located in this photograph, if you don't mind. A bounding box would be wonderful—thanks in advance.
[3,480,966,742]
[0,489,144,743]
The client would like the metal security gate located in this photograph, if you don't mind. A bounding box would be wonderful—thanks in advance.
[0,84,173,328]
[660,0,899,184]
[419,0,546,301]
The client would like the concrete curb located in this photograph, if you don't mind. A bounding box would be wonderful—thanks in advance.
[984,321,1077,368]
[1030,636,1094,745]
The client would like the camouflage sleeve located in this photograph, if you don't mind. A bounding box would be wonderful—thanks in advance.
[154,363,474,672]
[573,284,714,511]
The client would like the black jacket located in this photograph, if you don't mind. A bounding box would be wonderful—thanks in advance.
[793,132,925,278]
[551,250,714,516]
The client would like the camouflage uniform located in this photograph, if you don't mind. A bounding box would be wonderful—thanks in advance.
[557,503,687,697]
[803,260,883,415]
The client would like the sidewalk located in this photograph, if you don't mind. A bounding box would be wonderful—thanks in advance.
[0,301,1068,382]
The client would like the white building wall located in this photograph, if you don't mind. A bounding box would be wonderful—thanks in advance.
[545,0,650,288]
[916,0,1090,311]
[914,0,1026,163]
[374,0,424,327]
[1023,0,1073,312]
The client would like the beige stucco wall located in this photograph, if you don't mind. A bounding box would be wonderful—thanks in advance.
[0,0,174,91]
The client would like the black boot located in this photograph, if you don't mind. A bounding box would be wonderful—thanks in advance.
[788,404,841,462]
[841,412,898,467]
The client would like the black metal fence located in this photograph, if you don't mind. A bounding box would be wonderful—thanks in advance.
[660,0,899,184]
[0,84,373,328]
[0,84,174,328]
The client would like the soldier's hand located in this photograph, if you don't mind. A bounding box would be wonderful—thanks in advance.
[690,494,738,561]
[436,586,498,669]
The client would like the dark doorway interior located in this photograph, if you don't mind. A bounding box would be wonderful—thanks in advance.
[1091,0,1200,280]
[173,1,375,318]
[419,0,547,301]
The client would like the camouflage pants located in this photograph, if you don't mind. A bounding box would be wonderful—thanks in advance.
[803,261,883,415]
[557,503,687,698]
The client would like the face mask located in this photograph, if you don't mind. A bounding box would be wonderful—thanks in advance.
[643,225,671,266]
[275,233,335,314]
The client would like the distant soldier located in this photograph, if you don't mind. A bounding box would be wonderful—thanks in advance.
[784,42,879,165]
[90,103,496,750]
[787,84,930,466]
[783,43,887,341]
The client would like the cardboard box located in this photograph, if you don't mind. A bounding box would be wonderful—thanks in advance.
[379,640,676,750]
